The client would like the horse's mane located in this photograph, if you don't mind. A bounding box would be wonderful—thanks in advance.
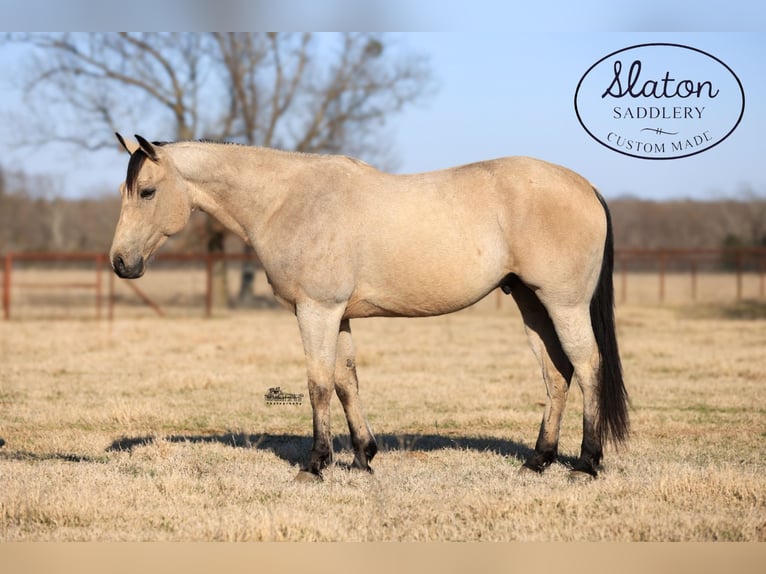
[124,139,371,196]
[125,140,168,197]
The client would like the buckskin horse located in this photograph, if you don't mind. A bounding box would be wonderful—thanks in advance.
[109,134,629,481]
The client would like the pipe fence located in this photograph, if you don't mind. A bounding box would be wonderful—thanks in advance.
[615,248,766,305]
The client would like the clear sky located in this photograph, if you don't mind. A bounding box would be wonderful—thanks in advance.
[1,3,764,201]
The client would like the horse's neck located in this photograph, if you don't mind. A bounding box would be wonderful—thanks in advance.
[169,143,291,244]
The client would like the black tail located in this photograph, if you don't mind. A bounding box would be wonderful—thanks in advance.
[590,190,630,446]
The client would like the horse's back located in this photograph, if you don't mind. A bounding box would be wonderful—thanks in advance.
[340,156,606,317]
[361,156,606,274]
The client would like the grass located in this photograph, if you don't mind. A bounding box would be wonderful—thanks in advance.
[1,302,765,541]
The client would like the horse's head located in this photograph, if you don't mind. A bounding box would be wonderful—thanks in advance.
[110,134,192,279]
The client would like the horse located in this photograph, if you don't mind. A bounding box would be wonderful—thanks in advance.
[109,133,629,481]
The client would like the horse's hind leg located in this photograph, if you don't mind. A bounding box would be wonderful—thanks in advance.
[334,319,378,472]
[509,278,574,473]
[543,302,603,478]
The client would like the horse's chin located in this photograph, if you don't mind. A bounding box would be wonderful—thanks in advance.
[120,267,145,280]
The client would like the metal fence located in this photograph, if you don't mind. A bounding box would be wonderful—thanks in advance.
[2,248,766,319]
[615,248,766,304]
[1,251,259,320]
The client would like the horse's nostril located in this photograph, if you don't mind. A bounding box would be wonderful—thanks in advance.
[112,254,144,279]
[112,254,131,277]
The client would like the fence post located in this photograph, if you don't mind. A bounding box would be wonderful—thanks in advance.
[108,262,115,321]
[620,258,627,305]
[690,261,697,302]
[205,254,214,318]
[736,249,743,302]
[3,253,11,320]
[658,253,666,304]
[95,254,103,320]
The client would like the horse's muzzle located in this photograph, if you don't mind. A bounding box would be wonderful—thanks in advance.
[112,254,145,279]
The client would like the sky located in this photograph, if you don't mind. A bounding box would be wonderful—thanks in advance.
[392,33,764,200]
[1,2,764,201]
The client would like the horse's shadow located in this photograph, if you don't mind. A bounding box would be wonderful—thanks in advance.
[0,433,579,469]
[105,432,578,468]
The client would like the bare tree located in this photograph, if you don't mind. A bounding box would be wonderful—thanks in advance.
[211,33,430,158]
[13,33,213,147]
[12,32,433,168]
[7,32,435,304]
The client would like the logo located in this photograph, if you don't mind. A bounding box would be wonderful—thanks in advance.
[574,43,744,160]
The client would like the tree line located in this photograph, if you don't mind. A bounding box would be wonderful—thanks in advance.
[610,192,766,251]
[1,165,763,254]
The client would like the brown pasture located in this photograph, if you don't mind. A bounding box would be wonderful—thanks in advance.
[0,269,764,541]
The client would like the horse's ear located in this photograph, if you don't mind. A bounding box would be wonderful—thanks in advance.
[134,134,159,162]
[115,132,140,155]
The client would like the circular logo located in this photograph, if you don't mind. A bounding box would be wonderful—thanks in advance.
[574,43,745,160]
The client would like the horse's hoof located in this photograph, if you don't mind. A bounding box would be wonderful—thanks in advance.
[518,465,542,476]
[295,470,323,483]
[568,469,596,483]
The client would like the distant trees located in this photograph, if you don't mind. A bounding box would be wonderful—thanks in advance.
[609,194,766,250]
[2,172,764,257]
[734,185,766,248]
[0,165,120,253]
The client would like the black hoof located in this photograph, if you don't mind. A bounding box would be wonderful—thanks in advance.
[351,455,375,472]
[348,439,377,473]
[365,441,378,463]
[522,451,556,473]
[570,459,599,479]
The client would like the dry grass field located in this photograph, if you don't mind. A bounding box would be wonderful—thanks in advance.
[1,284,765,541]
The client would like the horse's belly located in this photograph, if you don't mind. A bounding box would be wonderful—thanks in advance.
[346,251,505,318]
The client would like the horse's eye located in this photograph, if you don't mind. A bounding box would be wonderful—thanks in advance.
[140,188,156,200]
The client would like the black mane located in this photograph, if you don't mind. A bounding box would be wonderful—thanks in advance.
[125,141,168,197]
[124,139,252,197]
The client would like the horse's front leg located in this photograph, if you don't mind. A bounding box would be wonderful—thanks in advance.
[334,319,377,472]
[294,301,346,482]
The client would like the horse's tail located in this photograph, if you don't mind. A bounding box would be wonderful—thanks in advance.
[590,189,630,446]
